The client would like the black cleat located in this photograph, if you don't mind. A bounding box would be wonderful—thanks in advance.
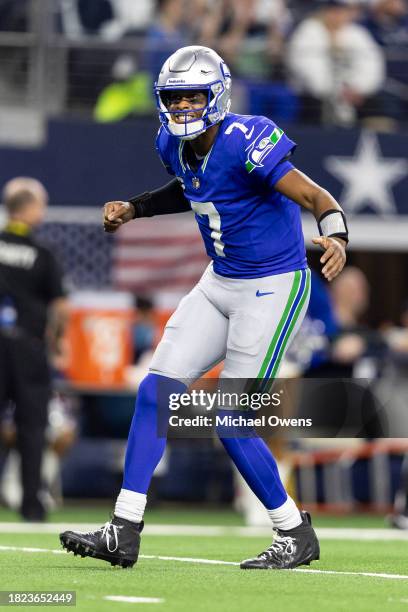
[240,511,320,570]
[60,516,144,568]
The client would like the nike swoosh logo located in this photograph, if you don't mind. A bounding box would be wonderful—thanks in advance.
[245,126,255,140]
[256,290,274,297]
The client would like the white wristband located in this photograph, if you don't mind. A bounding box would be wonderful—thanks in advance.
[318,210,348,242]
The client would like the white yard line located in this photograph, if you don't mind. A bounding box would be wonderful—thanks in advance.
[140,555,408,581]
[140,554,239,566]
[0,544,408,581]
[0,545,66,555]
[104,596,164,604]
[1,522,408,541]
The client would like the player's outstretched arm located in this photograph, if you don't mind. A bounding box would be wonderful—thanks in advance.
[103,201,135,232]
[103,179,191,233]
[275,168,347,282]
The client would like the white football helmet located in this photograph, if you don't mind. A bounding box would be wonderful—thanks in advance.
[154,46,232,140]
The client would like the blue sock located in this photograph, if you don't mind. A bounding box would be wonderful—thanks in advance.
[122,373,186,493]
[218,414,287,509]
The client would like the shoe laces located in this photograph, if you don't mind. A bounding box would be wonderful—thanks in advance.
[86,521,121,553]
[259,532,296,561]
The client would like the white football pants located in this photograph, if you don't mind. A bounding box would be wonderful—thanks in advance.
[150,265,311,383]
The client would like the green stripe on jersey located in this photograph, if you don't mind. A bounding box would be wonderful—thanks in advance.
[178,141,186,172]
[270,126,283,145]
[201,145,214,173]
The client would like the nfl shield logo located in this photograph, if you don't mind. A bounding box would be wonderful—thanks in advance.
[192,177,200,189]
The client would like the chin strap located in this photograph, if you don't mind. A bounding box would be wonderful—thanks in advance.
[168,117,206,140]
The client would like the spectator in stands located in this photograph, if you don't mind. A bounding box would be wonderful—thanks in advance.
[191,0,297,119]
[193,0,291,77]
[0,178,69,521]
[58,0,114,37]
[287,0,386,125]
[360,0,408,123]
[59,0,153,38]
[331,265,369,327]
[132,296,156,364]
[58,1,157,109]
[297,267,386,437]
[94,55,154,122]
[59,0,117,107]
[385,300,408,357]
[193,0,257,70]
[100,0,154,39]
[76,0,113,35]
[329,266,375,374]
[142,0,189,81]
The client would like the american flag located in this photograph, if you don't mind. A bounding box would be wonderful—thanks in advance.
[36,220,113,290]
[37,208,209,297]
[112,213,209,296]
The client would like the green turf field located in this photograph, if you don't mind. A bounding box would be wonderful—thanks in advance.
[1,506,408,611]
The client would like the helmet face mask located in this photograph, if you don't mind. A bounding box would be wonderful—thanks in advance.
[154,46,232,141]
[159,88,209,139]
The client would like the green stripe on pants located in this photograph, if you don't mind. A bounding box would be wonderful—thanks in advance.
[269,268,311,378]
[256,270,301,379]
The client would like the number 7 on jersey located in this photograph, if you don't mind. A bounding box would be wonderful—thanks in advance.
[190,200,226,258]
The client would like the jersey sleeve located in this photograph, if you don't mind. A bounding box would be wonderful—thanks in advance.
[266,159,295,187]
[155,127,176,176]
[236,116,297,187]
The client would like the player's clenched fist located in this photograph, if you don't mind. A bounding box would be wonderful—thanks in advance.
[312,236,346,282]
[103,201,135,233]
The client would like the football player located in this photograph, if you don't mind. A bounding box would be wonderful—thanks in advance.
[60,46,347,569]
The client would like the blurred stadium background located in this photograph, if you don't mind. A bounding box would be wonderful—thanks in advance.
[0,0,408,526]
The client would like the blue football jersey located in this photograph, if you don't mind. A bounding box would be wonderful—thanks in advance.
[155,113,307,278]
